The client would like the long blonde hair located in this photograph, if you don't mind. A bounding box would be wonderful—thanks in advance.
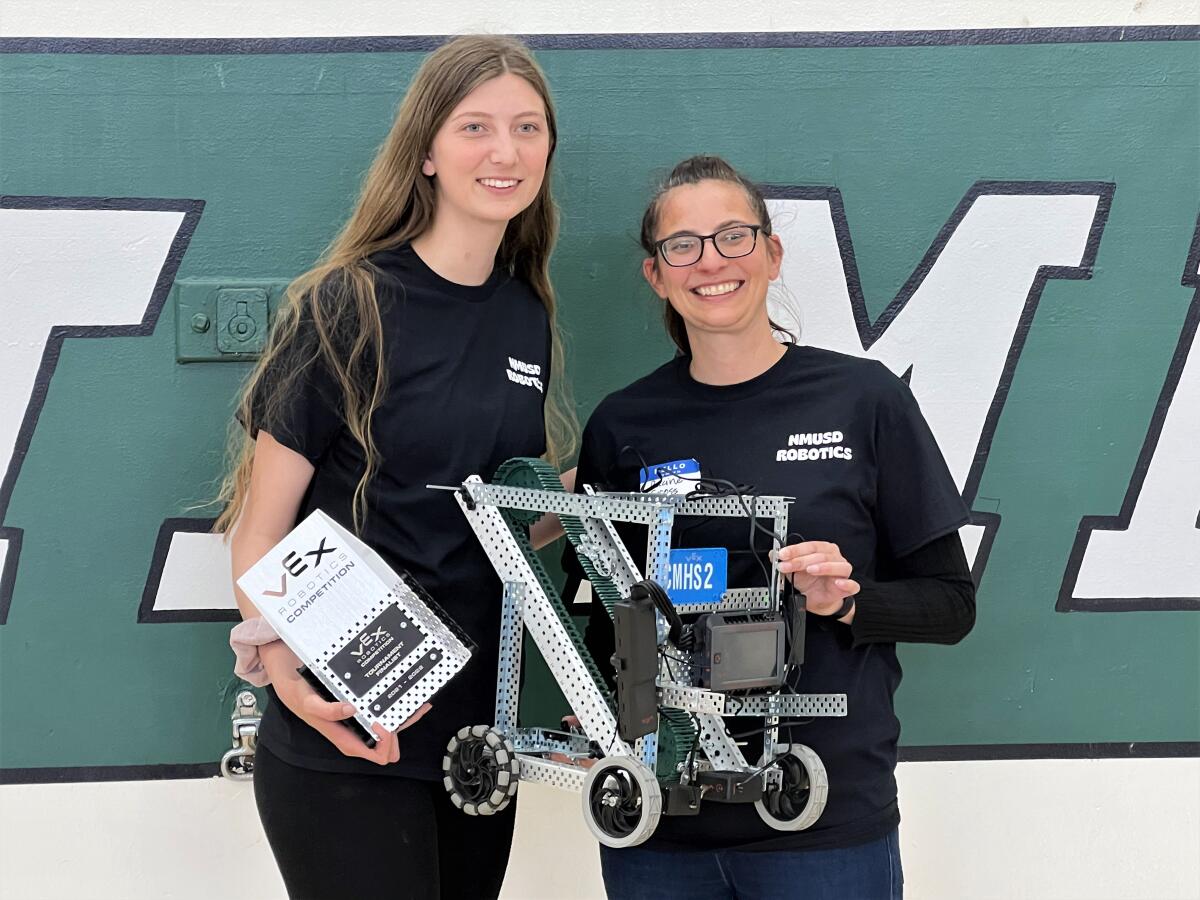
[215,35,575,535]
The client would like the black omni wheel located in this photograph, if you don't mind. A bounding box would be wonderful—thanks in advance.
[581,756,661,848]
[442,725,519,816]
[755,743,828,832]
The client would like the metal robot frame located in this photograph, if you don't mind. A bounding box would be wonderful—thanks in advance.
[439,461,847,847]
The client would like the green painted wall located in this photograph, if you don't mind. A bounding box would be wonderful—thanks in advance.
[1,40,1197,772]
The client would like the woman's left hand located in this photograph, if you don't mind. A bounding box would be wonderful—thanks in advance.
[775,541,860,618]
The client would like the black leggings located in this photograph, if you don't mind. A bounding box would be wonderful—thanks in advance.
[253,745,516,900]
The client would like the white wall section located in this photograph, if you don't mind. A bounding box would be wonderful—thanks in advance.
[0,207,187,616]
[2,0,1197,38]
[2,760,1196,900]
[768,189,1105,570]
[152,530,238,614]
[1067,251,1200,606]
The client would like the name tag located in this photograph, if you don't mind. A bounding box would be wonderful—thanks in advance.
[663,547,728,607]
[639,458,700,495]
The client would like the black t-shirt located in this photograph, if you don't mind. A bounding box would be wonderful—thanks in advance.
[570,344,969,851]
[247,243,550,779]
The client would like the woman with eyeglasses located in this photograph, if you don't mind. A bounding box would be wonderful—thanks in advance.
[570,156,976,899]
[219,36,575,900]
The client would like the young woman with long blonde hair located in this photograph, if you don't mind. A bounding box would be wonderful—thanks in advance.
[219,36,574,899]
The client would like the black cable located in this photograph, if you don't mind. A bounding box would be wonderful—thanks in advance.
[617,445,658,493]
[659,472,784,593]
[736,749,793,785]
[632,580,682,644]
[683,713,702,782]
[748,494,771,590]
[728,719,814,741]
[660,649,678,684]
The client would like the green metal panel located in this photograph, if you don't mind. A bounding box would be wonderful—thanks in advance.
[175,280,289,362]
[0,40,1197,772]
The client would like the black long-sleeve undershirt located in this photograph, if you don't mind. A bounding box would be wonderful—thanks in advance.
[848,530,976,646]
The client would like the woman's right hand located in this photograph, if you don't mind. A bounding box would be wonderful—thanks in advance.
[263,641,430,765]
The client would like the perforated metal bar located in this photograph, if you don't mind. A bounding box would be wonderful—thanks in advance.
[771,510,789,611]
[677,495,792,519]
[511,728,593,756]
[658,684,724,716]
[636,732,658,769]
[694,713,751,772]
[579,485,644,596]
[495,581,524,735]
[673,587,773,615]
[638,505,675,657]
[659,685,847,718]
[764,716,780,769]
[723,693,848,718]
[456,484,631,759]
[588,490,791,519]
[516,754,589,792]
[461,483,677,526]
[646,506,674,592]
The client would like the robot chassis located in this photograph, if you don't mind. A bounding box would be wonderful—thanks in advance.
[439,458,847,848]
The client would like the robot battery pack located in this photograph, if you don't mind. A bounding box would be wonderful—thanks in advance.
[237,510,473,738]
[612,593,659,741]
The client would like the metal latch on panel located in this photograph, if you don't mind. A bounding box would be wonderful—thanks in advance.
[217,289,268,354]
[174,279,289,362]
[220,689,261,780]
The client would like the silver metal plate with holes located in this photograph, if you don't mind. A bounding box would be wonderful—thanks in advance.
[694,712,752,772]
[764,719,780,765]
[658,647,694,686]
[636,732,659,770]
[646,507,675,645]
[770,510,789,609]
[580,486,645,594]
[658,685,848,718]
[495,582,525,735]
[674,587,773,614]
[721,693,848,718]
[462,483,680,526]
[646,506,674,586]
[658,684,726,716]
[577,489,690,508]
[512,728,594,756]
[677,494,792,519]
[763,764,784,791]
[456,481,631,759]
[579,490,792,519]
[517,754,590,792]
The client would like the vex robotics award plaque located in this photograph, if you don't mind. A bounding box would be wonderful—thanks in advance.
[238,510,473,734]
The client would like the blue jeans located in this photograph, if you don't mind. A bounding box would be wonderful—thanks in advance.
[599,829,903,900]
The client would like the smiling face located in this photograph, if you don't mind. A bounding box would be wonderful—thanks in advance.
[421,72,552,227]
[642,179,782,345]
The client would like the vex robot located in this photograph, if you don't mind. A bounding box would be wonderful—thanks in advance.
[439,459,847,847]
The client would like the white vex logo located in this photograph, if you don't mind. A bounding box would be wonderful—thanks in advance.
[506,356,544,393]
[776,430,854,462]
[350,627,388,657]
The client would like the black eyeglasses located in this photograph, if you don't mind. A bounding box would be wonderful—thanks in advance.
[654,224,764,267]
